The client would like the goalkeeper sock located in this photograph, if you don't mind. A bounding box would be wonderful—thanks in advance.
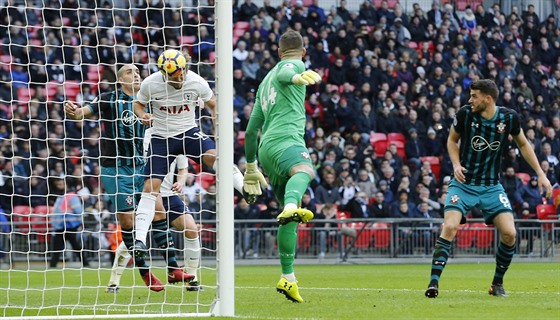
[184,236,201,281]
[152,219,179,271]
[123,227,149,275]
[108,242,131,287]
[278,223,298,275]
[493,242,515,285]
[135,193,156,244]
[284,172,312,206]
[429,237,451,286]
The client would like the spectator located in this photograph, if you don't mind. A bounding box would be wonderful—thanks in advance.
[315,170,340,206]
[356,169,376,199]
[234,198,261,258]
[405,128,426,168]
[500,166,524,206]
[314,203,341,258]
[345,191,370,219]
[370,191,391,218]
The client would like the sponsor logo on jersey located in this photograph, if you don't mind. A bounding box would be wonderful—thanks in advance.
[471,135,500,151]
[121,109,138,126]
[497,122,506,133]
[471,122,479,128]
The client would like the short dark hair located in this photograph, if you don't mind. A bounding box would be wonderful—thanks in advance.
[469,79,499,102]
[279,29,303,52]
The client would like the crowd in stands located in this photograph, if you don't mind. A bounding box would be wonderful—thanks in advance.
[0,0,560,231]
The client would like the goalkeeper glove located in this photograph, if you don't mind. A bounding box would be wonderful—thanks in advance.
[243,161,268,197]
[292,70,322,86]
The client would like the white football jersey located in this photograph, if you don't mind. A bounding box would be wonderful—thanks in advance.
[143,128,188,197]
[137,70,213,138]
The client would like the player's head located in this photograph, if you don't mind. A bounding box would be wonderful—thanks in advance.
[157,49,190,89]
[278,29,305,59]
[117,64,141,93]
[468,79,499,112]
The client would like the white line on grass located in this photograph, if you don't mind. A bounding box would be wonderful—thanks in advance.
[237,286,560,295]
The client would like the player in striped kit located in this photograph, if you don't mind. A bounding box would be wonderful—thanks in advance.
[425,79,552,298]
[106,128,202,292]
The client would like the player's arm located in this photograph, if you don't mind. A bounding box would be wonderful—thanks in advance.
[447,126,466,183]
[171,155,189,194]
[64,101,94,120]
[276,62,321,86]
[512,130,553,197]
[204,95,217,134]
[243,97,267,196]
[133,100,152,126]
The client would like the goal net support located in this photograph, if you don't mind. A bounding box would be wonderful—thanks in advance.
[0,0,234,317]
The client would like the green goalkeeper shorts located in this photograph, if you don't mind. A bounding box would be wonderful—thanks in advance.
[259,144,312,206]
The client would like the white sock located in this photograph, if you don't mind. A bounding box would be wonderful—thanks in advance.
[282,272,296,282]
[108,242,131,287]
[284,203,297,211]
[135,193,156,243]
[184,236,201,281]
[213,162,245,195]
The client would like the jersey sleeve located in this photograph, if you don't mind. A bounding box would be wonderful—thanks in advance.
[198,79,214,102]
[245,96,265,163]
[276,60,305,84]
[453,106,468,134]
[85,96,99,114]
[176,155,188,170]
[509,110,522,136]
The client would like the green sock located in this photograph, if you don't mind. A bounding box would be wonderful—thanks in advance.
[284,172,312,206]
[278,223,298,274]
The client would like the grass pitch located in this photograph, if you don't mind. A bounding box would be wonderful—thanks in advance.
[1,262,559,319]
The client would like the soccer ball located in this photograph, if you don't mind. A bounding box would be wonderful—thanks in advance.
[157,49,187,76]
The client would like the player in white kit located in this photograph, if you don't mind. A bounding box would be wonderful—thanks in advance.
[132,49,246,257]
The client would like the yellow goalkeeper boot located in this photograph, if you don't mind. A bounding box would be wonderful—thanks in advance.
[276,208,314,225]
[276,277,303,303]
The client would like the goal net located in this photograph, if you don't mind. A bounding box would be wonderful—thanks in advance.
[0,0,234,318]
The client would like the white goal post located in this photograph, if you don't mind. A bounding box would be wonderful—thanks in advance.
[0,0,234,318]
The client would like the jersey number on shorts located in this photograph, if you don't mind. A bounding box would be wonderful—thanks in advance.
[499,193,512,210]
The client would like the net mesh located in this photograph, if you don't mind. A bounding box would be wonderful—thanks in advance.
[0,0,219,317]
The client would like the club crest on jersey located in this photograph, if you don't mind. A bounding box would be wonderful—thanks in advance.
[301,152,310,159]
[497,122,506,133]
[471,135,500,151]
[125,195,134,207]
[121,109,138,126]
[450,194,460,204]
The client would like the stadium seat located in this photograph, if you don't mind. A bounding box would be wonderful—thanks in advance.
[0,55,12,64]
[456,0,468,11]
[33,205,52,215]
[180,35,197,46]
[387,132,406,143]
[455,223,474,249]
[297,223,312,250]
[390,140,406,159]
[536,204,557,231]
[64,81,81,101]
[421,156,441,181]
[233,28,246,37]
[387,0,398,9]
[370,132,387,157]
[408,41,418,49]
[237,130,246,146]
[209,51,216,63]
[371,222,391,249]
[198,172,216,190]
[233,21,250,32]
[188,158,201,173]
[471,223,494,250]
[12,205,33,234]
[350,222,373,249]
[199,224,216,250]
[515,172,531,185]
[16,87,35,105]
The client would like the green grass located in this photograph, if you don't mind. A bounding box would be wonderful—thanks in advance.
[1,263,559,319]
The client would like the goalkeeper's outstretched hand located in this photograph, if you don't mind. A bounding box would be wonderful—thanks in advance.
[292,70,322,86]
[243,161,268,197]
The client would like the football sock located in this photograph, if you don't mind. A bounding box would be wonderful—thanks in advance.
[284,172,312,206]
[278,222,298,274]
[429,237,452,286]
[135,193,156,244]
[282,272,296,282]
[122,227,149,276]
[152,219,179,271]
[108,242,131,287]
[184,236,201,281]
[493,242,515,285]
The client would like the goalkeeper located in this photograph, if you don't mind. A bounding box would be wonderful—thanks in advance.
[243,29,321,303]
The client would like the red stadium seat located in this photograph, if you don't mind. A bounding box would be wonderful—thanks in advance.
[237,130,246,146]
[12,205,33,234]
[390,140,406,159]
[537,204,557,231]
[16,87,35,105]
[198,173,216,190]
[33,205,52,215]
[180,35,197,45]
[370,132,387,157]
[297,223,312,250]
[421,156,441,181]
[209,51,216,63]
[233,21,250,32]
[387,0,398,9]
[515,172,531,185]
[387,132,406,143]
[455,223,474,248]
[371,222,391,249]
[472,223,494,249]
[351,222,373,248]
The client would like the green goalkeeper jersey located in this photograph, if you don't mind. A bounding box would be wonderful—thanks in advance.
[245,58,307,162]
